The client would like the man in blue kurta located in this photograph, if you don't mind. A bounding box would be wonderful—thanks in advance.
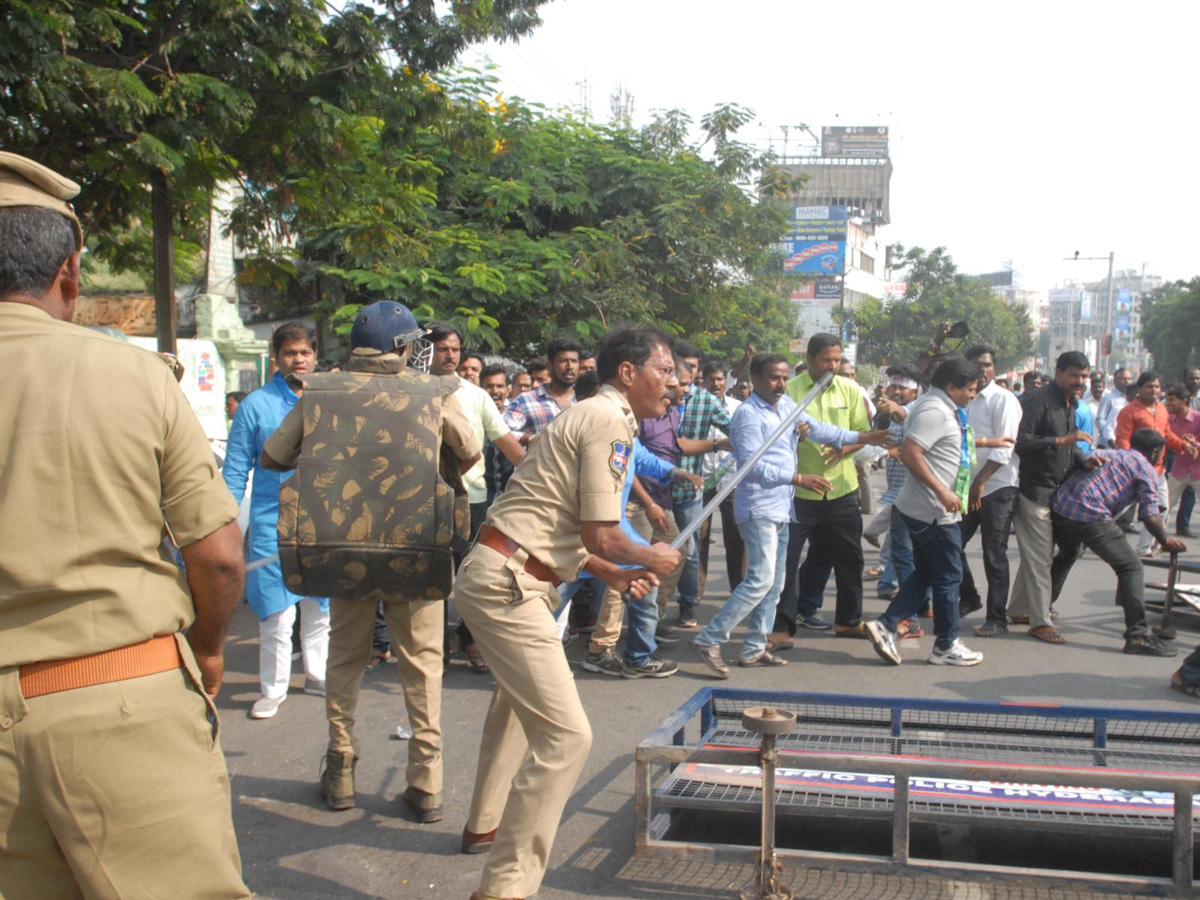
[223,323,329,719]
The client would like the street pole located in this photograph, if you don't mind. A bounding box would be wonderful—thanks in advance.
[1103,251,1115,372]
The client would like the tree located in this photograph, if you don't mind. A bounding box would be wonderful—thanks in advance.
[845,246,1036,370]
[1142,279,1200,380]
[2,0,550,347]
[243,74,804,357]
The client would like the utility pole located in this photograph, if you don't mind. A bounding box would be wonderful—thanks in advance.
[151,168,177,355]
[1062,251,1115,372]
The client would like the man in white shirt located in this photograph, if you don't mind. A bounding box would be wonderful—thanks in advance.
[958,345,1023,636]
[1097,367,1133,448]
[1084,372,1105,434]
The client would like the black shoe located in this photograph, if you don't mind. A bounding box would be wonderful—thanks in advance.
[975,621,1008,637]
[958,597,983,618]
[401,786,444,824]
[622,655,679,679]
[654,625,681,645]
[1124,635,1178,658]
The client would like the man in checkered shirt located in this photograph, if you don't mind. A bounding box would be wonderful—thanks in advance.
[670,343,731,628]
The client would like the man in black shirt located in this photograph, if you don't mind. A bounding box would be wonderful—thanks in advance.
[1008,351,1099,643]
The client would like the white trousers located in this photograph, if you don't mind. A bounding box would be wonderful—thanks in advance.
[259,598,330,698]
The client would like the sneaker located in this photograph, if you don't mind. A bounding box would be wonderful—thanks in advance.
[865,620,901,665]
[928,640,983,666]
[581,649,624,676]
[250,694,287,719]
[622,655,679,679]
[401,786,444,824]
[318,750,357,810]
[798,613,832,631]
[304,678,326,697]
[676,610,700,629]
[654,624,681,645]
[1124,635,1179,657]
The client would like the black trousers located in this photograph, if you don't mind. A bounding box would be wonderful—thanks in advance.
[774,493,864,634]
[958,486,1019,625]
[698,489,745,593]
[1049,515,1150,638]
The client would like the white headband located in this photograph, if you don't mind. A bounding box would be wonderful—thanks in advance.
[889,376,919,390]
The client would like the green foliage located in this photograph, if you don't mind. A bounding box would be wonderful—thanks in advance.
[238,71,800,356]
[846,246,1036,371]
[1142,279,1200,380]
[2,0,549,283]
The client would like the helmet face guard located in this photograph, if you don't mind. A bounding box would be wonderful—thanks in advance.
[408,333,434,373]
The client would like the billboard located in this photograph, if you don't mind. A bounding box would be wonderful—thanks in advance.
[784,240,845,274]
[1116,313,1131,341]
[821,126,889,159]
[1117,287,1132,314]
[791,277,842,301]
[788,205,848,240]
[1079,293,1094,324]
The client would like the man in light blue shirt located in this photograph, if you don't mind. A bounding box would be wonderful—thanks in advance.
[692,353,884,675]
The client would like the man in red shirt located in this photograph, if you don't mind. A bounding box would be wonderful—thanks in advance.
[1115,372,1199,556]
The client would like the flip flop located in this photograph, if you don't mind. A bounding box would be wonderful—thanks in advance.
[466,645,490,673]
[897,620,923,641]
[1009,615,1030,625]
[1029,626,1066,644]
[866,565,884,579]
[766,638,795,652]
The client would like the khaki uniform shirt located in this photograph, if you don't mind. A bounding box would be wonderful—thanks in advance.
[484,384,636,583]
[263,354,480,471]
[0,303,239,667]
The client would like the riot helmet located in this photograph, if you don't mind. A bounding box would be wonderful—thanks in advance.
[349,301,432,370]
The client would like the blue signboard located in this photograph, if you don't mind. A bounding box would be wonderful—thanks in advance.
[788,205,849,241]
[1116,313,1131,341]
[1117,287,1132,314]
[784,240,846,275]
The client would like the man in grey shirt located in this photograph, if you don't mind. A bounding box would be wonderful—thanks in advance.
[866,357,986,667]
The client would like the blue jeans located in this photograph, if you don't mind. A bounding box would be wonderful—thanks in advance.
[673,496,703,610]
[888,505,916,589]
[1179,485,1196,531]
[623,589,661,667]
[695,518,789,661]
[878,512,963,650]
[551,579,584,620]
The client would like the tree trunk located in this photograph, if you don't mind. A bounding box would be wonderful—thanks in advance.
[151,168,177,354]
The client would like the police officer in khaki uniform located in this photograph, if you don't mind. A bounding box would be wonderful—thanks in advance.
[456,326,681,900]
[0,153,250,898]
[261,301,480,823]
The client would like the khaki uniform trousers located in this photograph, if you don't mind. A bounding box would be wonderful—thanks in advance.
[0,638,249,900]
[1007,494,1055,630]
[457,544,593,899]
[589,501,652,654]
[325,596,443,796]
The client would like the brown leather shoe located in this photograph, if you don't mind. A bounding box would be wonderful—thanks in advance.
[468,892,524,900]
[461,826,497,854]
[834,622,866,638]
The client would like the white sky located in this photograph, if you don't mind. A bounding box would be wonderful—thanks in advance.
[464,0,1200,295]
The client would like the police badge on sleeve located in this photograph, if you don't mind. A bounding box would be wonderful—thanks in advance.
[609,440,632,476]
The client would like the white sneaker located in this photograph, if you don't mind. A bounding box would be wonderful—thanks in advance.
[304,678,326,697]
[250,694,287,718]
[928,640,983,667]
[865,620,901,665]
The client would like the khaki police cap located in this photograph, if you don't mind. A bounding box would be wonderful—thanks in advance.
[0,151,82,249]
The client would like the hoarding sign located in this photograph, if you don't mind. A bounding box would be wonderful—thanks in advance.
[788,206,848,240]
[821,126,889,159]
[1117,287,1132,314]
[1116,313,1131,340]
[814,278,843,301]
[1079,294,1093,324]
[784,240,845,275]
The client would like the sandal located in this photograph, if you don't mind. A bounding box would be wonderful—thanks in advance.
[1171,669,1200,698]
[866,565,884,579]
[691,641,730,679]
[365,649,392,673]
[1009,614,1030,625]
[766,637,794,652]
[465,644,490,673]
[897,620,923,640]
[739,651,788,667]
[1029,626,1066,644]
[975,621,1008,637]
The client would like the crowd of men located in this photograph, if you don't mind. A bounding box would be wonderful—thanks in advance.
[5,148,1200,900]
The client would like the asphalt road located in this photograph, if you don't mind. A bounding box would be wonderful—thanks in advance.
[215,477,1200,900]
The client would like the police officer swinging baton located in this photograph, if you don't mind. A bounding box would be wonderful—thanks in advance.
[619,369,835,603]
[247,371,837,576]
